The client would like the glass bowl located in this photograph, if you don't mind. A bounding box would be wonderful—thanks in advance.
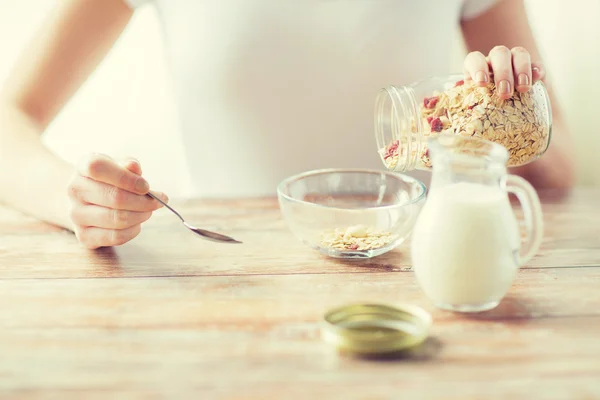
[277,168,427,259]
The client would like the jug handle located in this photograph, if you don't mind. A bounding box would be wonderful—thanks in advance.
[504,175,544,265]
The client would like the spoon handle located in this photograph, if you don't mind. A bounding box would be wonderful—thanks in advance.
[146,192,185,223]
[146,192,242,244]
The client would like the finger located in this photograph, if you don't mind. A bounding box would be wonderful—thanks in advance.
[531,62,546,82]
[122,157,142,176]
[70,204,152,229]
[488,45,514,99]
[119,160,168,207]
[511,47,532,93]
[78,153,149,195]
[148,190,169,206]
[463,51,490,86]
[69,175,168,212]
[76,225,142,249]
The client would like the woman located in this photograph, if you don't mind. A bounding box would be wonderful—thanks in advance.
[0,0,574,249]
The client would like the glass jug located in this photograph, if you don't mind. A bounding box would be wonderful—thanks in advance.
[410,135,544,313]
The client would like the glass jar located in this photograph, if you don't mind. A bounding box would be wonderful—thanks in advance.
[374,74,552,172]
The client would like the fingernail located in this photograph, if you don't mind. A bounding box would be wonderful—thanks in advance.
[135,178,149,193]
[517,73,530,87]
[498,80,511,95]
[475,71,488,83]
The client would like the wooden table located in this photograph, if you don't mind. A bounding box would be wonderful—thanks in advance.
[1,189,599,399]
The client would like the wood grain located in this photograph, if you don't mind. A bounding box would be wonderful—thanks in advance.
[1,189,599,399]
[0,189,599,280]
[1,267,599,329]
[1,268,599,399]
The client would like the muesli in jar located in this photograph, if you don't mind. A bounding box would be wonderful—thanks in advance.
[375,75,552,171]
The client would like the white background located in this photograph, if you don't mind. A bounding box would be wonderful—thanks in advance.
[1,0,598,196]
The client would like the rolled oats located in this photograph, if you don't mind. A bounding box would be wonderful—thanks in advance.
[319,225,399,251]
[380,80,550,169]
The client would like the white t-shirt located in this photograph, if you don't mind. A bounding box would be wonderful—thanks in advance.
[125,0,499,198]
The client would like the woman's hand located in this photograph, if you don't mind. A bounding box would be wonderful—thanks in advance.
[67,154,167,249]
[463,46,546,100]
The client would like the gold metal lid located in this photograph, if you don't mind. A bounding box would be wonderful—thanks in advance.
[321,303,432,356]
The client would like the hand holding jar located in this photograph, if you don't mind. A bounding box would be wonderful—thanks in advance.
[463,46,546,98]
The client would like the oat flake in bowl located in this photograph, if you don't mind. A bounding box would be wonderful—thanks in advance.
[319,225,399,252]
[375,74,551,171]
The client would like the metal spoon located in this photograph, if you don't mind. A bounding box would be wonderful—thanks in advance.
[147,192,242,244]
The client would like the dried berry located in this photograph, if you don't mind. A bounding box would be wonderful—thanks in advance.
[421,148,432,168]
[384,140,399,159]
[423,96,439,109]
[347,244,359,250]
[430,117,443,132]
[426,116,433,125]
[455,80,465,87]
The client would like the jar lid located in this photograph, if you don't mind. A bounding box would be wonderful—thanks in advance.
[321,303,432,356]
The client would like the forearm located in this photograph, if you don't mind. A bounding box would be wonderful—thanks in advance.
[460,0,576,190]
[0,0,135,234]
[0,102,74,230]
